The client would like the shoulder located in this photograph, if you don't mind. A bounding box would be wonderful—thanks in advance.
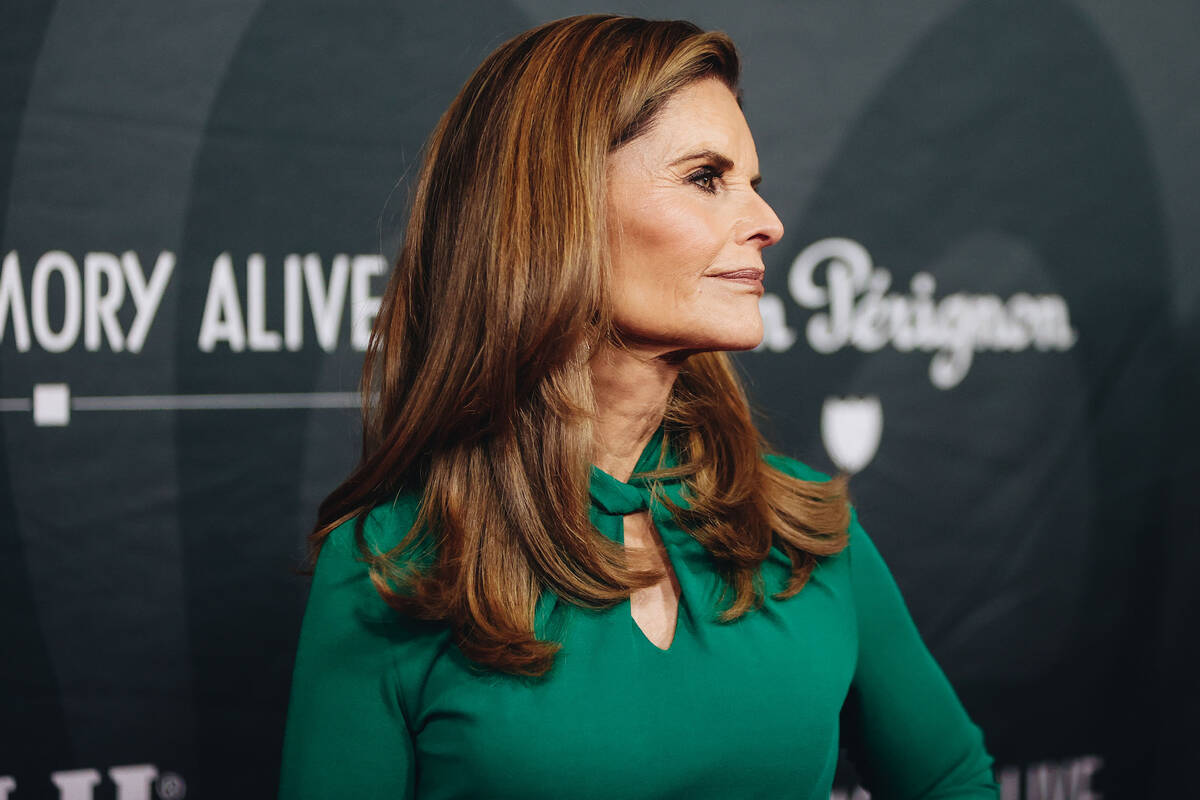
[319,489,430,570]
[762,451,835,484]
[306,489,436,637]
[761,451,866,552]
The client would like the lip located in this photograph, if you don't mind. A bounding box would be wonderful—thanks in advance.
[708,268,765,291]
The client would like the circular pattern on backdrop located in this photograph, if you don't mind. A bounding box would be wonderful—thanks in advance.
[172,2,530,794]
[741,0,1169,767]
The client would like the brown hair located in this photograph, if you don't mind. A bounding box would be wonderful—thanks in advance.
[308,14,849,676]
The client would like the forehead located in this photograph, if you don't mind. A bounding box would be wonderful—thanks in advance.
[613,78,757,168]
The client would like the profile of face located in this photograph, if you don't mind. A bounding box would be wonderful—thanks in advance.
[605,77,785,357]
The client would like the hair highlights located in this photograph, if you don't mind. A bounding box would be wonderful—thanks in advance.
[308,14,849,676]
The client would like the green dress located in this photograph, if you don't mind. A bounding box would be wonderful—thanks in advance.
[279,431,998,799]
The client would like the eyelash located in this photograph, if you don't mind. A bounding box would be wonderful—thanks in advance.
[687,165,723,194]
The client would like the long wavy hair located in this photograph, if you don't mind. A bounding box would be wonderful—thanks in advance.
[308,14,850,676]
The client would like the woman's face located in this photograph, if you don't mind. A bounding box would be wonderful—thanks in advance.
[605,77,784,356]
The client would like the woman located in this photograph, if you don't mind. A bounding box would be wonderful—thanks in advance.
[279,14,998,799]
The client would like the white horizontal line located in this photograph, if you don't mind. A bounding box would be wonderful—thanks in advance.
[0,392,361,411]
[74,392,362,410]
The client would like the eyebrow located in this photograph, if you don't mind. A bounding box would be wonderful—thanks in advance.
[669,149,763,189]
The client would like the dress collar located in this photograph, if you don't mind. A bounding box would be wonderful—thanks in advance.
[533,425,725,639]
[588,426,677,517]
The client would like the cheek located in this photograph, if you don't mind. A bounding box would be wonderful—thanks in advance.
[610,194,724,291]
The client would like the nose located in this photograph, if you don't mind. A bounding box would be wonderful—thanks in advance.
[738,191,785,249]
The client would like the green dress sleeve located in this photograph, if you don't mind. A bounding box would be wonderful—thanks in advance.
[278,514,416,800]
[841,509,999,798]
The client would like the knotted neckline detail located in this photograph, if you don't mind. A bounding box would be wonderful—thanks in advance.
[531,425,724,639]
[588,427,681,522]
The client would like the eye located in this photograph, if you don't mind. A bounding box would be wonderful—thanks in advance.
[686,165,723,194]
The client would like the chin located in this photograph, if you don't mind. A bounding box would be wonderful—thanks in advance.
[620,312,763,354]
[702,322,764,352]
[719,335,764,352]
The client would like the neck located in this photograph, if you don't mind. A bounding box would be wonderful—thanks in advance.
[590,343,681,482]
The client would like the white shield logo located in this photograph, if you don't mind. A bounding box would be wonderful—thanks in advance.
[820,395,883,474]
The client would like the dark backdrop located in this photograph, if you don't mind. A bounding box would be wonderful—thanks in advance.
[2,1,1197,798]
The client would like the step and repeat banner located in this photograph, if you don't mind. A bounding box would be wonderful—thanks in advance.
[2,1,1197,798]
